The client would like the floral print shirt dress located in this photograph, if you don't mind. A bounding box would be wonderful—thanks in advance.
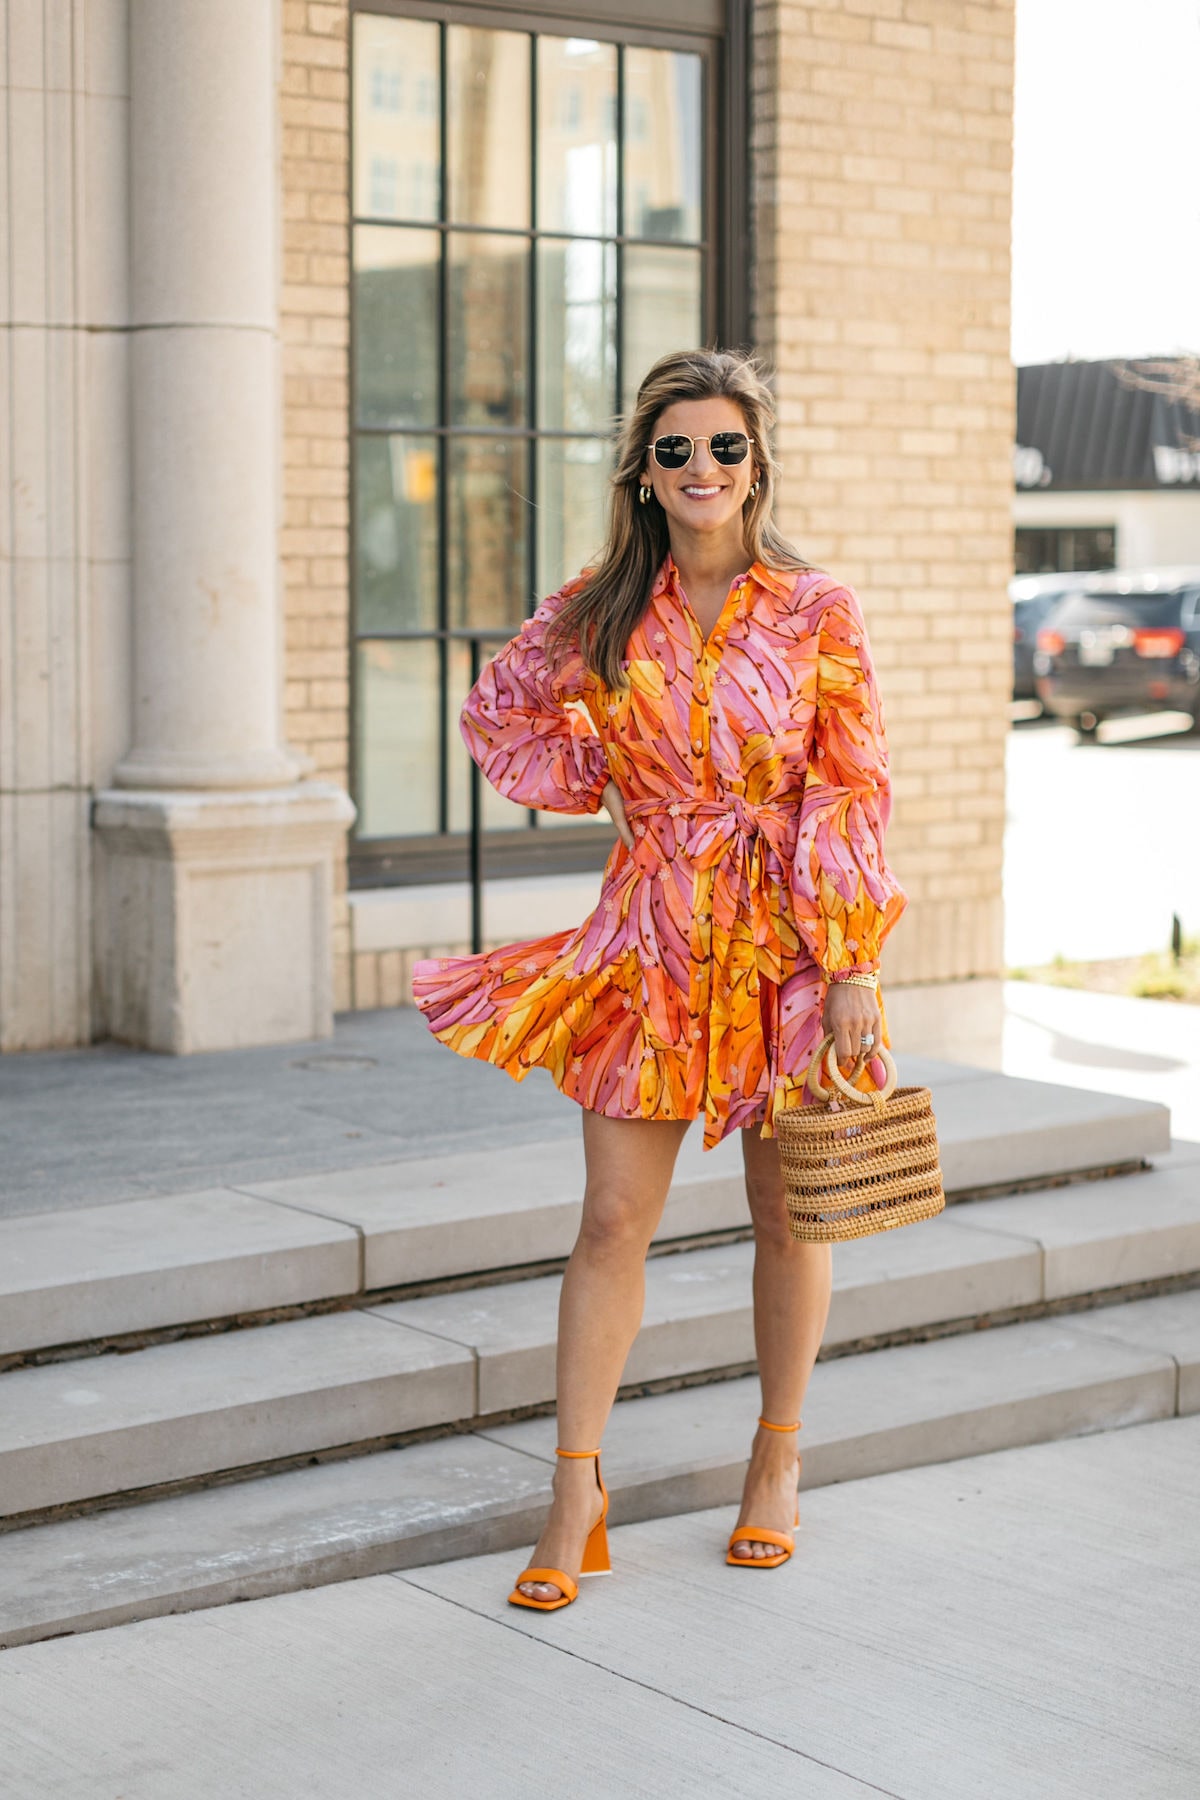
[413,559,907,1148]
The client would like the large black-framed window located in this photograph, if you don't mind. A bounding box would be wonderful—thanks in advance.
[349,0,748,887]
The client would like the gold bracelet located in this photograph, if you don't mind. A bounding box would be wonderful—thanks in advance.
[831,971,878,990]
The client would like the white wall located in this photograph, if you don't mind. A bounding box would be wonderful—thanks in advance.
[1013,489,1200,569]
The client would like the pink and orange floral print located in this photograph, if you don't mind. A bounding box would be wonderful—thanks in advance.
[413,559,906,1149]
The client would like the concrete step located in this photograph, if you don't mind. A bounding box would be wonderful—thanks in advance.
[0,1309,474,1519]
[0,1065,1173,1358]
[367,1150,1200,1412]
[242,1064,1170,1287]
[1,1286,1195,1651]
[0,1188,362,1359]
[2,1155,1197,1525]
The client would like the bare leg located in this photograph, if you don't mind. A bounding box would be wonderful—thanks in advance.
[517,1112,691,1602]
[729,1123,833,1560]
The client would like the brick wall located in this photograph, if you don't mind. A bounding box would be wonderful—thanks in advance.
[279,0,354,1009]
[752,0,1015,993]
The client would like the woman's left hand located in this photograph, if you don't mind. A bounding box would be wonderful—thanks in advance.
[823,980,883,1067]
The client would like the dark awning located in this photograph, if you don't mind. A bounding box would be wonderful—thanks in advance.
[1015,358,1200,492]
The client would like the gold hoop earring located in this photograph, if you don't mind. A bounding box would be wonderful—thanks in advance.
[638,485,652,505]
[748,480,760,499]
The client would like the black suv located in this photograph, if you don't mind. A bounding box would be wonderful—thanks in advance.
[1011,572,1089,701]
[1033,567,1200,735]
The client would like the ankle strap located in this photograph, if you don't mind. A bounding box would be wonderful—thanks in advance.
[555,1447,601,1459]
[757,1417,801,1433]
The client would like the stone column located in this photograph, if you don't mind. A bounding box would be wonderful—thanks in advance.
[94,0,354,1052]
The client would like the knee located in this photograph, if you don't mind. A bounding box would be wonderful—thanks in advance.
[745,1171,796,1252]
[576,1184,659,1261]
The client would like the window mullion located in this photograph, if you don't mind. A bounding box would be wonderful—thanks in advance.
[528,31,540,830]
[614,41,625,420]
[436,18,451,834]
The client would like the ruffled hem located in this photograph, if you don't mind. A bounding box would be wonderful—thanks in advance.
[412,932,888,1150]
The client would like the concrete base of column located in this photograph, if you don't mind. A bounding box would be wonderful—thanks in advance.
[93,785,356,1053]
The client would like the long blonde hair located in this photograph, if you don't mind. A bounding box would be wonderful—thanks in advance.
[547,347,811,689]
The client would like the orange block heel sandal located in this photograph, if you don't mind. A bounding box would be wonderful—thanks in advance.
[508,1448,610,1612]
[726,1417,802,1569]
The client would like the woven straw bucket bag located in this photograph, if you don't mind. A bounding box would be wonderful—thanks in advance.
[777,1034,945,1242]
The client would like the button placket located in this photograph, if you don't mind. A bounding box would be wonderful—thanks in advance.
[689,645,721,791]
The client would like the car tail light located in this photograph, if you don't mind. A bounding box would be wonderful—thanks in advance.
[1133,627,1185,658]
[1013,624,1023,643]
[1037,628,1065,655]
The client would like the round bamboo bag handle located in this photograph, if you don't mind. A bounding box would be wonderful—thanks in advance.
[804,1032,899,1106]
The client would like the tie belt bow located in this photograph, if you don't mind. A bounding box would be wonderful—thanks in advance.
[623,795,797,981]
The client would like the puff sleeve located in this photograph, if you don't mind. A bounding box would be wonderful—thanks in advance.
[460,585,610,815]
[790,584,907,975]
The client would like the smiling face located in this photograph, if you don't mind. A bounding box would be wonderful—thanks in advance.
[639,397,760,551]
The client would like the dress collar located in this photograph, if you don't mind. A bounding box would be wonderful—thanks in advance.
[748,560,803,601]
[650,556,677,599]
[651,555,800,604]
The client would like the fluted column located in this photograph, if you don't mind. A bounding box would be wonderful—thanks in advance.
[116,0,296,790]
[94,0,354,1052]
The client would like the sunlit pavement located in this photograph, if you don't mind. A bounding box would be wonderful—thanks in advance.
[1005,710,1199,967]
[1003,710,1200,1142]
[1003,980,1200,1143]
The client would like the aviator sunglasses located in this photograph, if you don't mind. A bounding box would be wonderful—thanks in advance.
[648,431,753,470]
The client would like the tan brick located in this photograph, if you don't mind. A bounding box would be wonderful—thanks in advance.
[311,315,350,346]
[287,646,346,681]
[811,9,872,41]
[310,67,349,101]
[282,32,344,69]
[288,466,349,497]
[285,221,350,255]
[310,742,349,778]
[354,953,379,1011]
[310,192,350,225]
[308,2,346,36]
[377,951,405,1009]
[310,678,350,711]
[333,951,353,1014]
[281,95,345,132]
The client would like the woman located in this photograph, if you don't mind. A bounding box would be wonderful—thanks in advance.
[414,347,906,1610]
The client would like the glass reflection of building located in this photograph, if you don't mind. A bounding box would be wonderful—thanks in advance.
[350,10,714,868]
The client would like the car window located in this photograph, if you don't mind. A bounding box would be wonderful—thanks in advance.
[1056,590,1183,628]
[1181,589,1200,631]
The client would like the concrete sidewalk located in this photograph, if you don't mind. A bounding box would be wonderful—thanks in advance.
[0,1007,578,1218]
[2,1416,1196,1798]
[1003,981,1200,1142]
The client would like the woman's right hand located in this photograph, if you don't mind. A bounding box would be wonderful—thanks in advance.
[822,979,883,1067]
[601,779,635,852]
